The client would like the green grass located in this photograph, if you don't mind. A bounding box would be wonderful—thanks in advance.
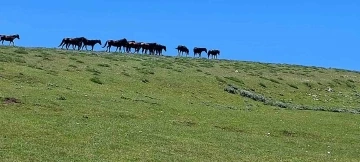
[1,46,360,161]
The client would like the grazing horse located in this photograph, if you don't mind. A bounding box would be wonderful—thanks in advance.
[1,34,20,46]
[193,47,207,57]
[155,44,166,55]
[102,38,128,52]
[175,45,189,56]
[208,49,220,59]
[82,39,102,51]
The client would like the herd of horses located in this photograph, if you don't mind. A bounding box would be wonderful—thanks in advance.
[0,34,221,59]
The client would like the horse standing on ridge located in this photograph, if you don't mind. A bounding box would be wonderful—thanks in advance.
[176,45,189,57]
[208,49,220,59]
[193,47,207,57]
[0,34,20,46]
[82,39,102,51]
[102,38,128,52]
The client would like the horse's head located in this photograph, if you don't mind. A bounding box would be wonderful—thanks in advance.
[204,48,208,53]
[15,34,20,39]
[162,45,166,51]
[80,37,87,42]
[97,40,102,45]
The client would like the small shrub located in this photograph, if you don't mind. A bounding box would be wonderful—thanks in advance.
[259,82,267,88]
[303,82,312,88]
[347,79,355,83]
[142,78,149,83]
[86,67,101,75]
[196,69,202,72]
[76,60,84,63]
[14,48,28,54]
[287,83,298,89]
[90,77,103,84]
[215,76,226,84]
[224,76,244,84]
[346,82,356,89]
[121,71,130,77]
[173,68,182,72]
[69,57,77,60]
[97,63,110,67]
[239,89,267,102]
[57,96,66,100]
[269,78,281,84]
[332,79,342,85]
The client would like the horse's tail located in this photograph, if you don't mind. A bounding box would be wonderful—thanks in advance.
[102,41,108,48]
[58,39,65,47]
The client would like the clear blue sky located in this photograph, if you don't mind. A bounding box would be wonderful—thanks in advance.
[1,0,359,71]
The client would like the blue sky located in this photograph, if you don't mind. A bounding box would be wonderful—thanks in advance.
[1,0,359,71]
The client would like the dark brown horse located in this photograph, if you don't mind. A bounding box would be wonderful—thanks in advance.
[155,44,166,55]
[102,38,128,52]
[58,37,71,49]
[58,37,86,50]
[141,43,157,55]
[193,47,207,57]
[140,43,151,54]
[125,41,139,53]
[175,45,189,56]
[208,49,220,59]
[1,34,20,46]
[82,39,102,51]
[67,37,87,50]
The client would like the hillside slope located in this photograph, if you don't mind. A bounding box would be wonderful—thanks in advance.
[0,46,359,161]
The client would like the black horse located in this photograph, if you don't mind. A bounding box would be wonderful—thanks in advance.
[58,37,71,49]
[1,34,20,46]
[58,37,86,50]
[155,44,166,55]
[142,43,158,55]
[208,49,220,59]
[193,47,207,57]
[82,39,102,51]
[175,45,189,56]
[102,38,128,52]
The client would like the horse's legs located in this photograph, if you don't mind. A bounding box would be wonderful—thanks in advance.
[91,45,94,51]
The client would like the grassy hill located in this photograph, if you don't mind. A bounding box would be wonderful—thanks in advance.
[1,46,359,161]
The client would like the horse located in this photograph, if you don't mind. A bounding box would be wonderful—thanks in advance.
[1,34,20,46]
[193,47,207,57]
[82,39,102,51]
[67,37,87,50]
[142,43,157,55]
[140,43,150,54]
[208,49,220,59]
[175,45,189,56]
[58,37,86,50]
[102,38,128,52]
[58,37,71,49]
[125,40,138,53]
[155,44,166,55]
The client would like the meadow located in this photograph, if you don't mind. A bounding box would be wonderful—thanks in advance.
[0,46,359,161]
